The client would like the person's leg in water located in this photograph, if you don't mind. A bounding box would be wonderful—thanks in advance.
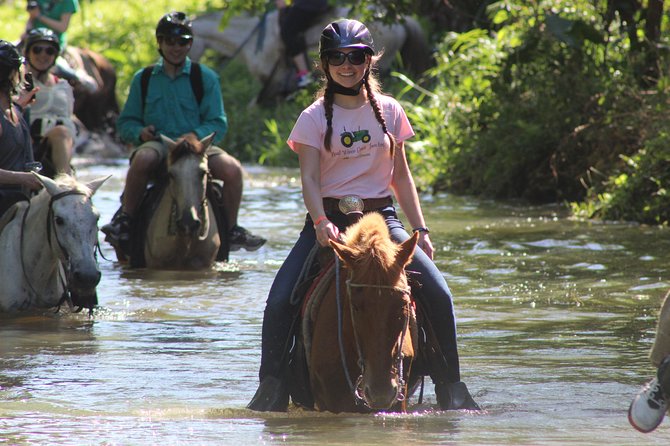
[101,142,162,245]
[247,219,317,411]
[629,289,670,433]
[383,207,480,410]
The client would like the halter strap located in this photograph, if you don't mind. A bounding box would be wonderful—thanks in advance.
[20,189,90,310]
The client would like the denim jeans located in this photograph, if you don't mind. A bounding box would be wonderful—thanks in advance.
[258,206,461,384]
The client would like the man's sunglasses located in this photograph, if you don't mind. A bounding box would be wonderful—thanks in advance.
[31,45,57,56]
[162,36,192,47]
[326,50,368,66]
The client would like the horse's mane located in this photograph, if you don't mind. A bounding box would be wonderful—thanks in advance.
[169,134,206,165]
[342,213,400,273]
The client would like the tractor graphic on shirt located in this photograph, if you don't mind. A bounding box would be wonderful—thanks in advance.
[340,128,371,148]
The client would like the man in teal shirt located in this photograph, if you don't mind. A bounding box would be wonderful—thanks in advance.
[102,11,265,252]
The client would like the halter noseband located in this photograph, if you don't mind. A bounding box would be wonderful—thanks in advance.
[335,255,414,409]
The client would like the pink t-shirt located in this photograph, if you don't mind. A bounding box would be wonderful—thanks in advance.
[288,94,414,199]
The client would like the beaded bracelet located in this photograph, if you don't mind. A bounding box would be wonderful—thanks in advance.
[313,215,328,227]
[412,226,430,234]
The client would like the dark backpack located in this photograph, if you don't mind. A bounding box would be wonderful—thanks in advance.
[140,62,204,110]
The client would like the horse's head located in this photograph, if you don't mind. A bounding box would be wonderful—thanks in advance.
[162,133,214,237]
[35,173,110,311]
[329,213,420,410]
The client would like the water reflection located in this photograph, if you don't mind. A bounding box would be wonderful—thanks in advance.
[0,162,669,444]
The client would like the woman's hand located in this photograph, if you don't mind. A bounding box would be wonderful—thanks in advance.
[314,218,339,247]
[417,232,434,260]
[15,86,39,109]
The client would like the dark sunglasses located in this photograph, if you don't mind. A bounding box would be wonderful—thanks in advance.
[326,50,367,66]
[31,45,57,56]
[162,36,192,47]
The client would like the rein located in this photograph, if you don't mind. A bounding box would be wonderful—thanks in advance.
[334,254,413,409]
[20,190,90,310]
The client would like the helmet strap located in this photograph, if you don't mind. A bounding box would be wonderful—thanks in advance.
[324,67,368,96]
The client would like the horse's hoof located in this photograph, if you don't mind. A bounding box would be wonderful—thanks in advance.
[247,376,289,412]
[435,381,481,411]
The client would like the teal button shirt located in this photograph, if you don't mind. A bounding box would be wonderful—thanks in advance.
[117,57,228,146]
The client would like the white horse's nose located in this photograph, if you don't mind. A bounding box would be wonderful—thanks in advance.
[178,208,201,235]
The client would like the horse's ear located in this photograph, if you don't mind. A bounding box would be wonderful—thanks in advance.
[200,132,216,149]
[396,231,420,269]
[85,175,111,196]
[160,135,177,150]
[32,172,61,196]
[329,239,357,267]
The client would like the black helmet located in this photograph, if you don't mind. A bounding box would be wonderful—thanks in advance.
[319,19,375,56]
[25,27,61,55]
[156,11,193,40]
[0,40,23,70]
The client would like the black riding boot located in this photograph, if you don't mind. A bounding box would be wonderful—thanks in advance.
[247,376,290,412]
[435,381,481,410]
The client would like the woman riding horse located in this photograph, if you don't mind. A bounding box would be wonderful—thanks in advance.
[248,19,480,412]
[23,27,76,176]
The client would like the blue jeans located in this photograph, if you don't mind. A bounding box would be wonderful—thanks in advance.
[258,206,462,384]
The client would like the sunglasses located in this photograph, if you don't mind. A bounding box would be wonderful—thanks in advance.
[162,36,192,47]
[31,45,57,56]
[326,50,367,66]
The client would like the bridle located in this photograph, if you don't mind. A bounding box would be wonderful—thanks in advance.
[166,158,211,241]
[20,190,92,311]
[335,256,414,409]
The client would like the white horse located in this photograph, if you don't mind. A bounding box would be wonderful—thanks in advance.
[0,173,109,313]
[191,7,432,104]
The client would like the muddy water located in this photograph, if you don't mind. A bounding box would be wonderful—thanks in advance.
[0,161,668,445]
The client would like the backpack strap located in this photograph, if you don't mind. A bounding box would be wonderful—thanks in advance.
[140,65,154,112]
[189,62,204,105]
[140,63,204,111]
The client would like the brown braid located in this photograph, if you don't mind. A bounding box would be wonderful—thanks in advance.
[364,75,396,158]
[323,83,335,152]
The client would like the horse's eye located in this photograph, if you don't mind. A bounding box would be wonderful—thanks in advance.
[54,216,65,225]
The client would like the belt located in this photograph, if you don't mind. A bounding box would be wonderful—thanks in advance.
[322,196,393,214]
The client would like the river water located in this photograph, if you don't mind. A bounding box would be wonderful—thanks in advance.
[1,160,669,445]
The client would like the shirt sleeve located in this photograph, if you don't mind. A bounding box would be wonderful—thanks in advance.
[192,66,228,145]
[116,70,146,146]
[388,97,414,142]
[287,104,323,152]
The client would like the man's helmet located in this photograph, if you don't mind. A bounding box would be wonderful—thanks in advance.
[25,28,61,55]
[0,40,23,70]
[319,19,375,56]
[156,11,193,40]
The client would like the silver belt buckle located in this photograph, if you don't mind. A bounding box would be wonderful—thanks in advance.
[338,195,364,215]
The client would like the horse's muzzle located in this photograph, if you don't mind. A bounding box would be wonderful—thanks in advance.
[177,209,202,236]
[68,267,101,310]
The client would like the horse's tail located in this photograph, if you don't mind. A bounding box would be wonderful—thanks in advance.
[400,18,434,76]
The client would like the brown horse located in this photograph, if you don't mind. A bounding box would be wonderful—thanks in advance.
[304,213,420,413]
[63,46,119,132]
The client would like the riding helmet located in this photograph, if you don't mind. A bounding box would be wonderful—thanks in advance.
[156,11,194,40]
[319,19,375,56]
[0,40,23,71]
[24,28,61,55]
